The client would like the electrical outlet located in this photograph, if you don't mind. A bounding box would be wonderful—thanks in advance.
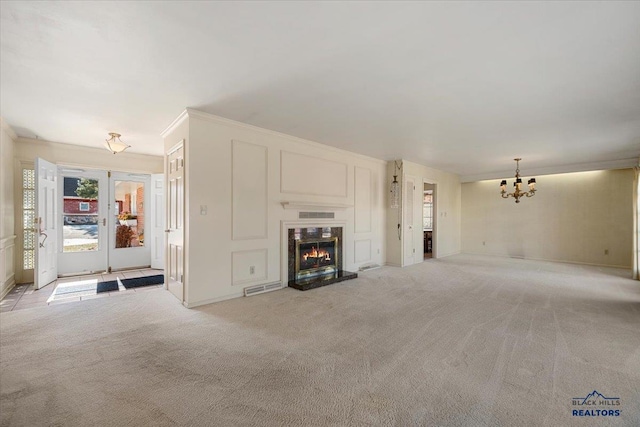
[200,205,207,215]
[249,266,255,274]
[604,249,609,255]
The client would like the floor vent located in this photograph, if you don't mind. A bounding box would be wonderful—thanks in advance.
[299,211,335,219]
[244,282,282,297]
[358,263,381,272]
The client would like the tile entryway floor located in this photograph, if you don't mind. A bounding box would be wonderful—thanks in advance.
[0,269,164,313]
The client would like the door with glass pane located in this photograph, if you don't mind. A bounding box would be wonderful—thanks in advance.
[57,169,108,275]
[108,173,151,270]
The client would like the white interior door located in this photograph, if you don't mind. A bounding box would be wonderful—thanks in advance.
[108,172,151,271]
[166,142,184,302]
[403,175,415,266]
[57,169,108,275]
[35,158,58,289]
[150,173,165,269]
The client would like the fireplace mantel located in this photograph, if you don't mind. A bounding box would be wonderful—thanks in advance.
[280,201,353,211]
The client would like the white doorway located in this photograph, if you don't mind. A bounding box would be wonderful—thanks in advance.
[41,165,162,277]
[108,172,152,271]
[423,183,435,260]
[57,168,109,276]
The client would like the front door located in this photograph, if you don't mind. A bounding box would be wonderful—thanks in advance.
[35,158,58,289]
[108,172,151,271]
[57,169,108,275]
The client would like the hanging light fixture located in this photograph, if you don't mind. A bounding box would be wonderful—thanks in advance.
[390,161,402,208]
[500,158,537,203]
[104,132,130,154]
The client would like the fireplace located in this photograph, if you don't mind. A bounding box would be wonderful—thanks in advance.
[296,237,338,280]
[287,226,357,290]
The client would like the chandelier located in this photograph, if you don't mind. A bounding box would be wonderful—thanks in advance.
[500,158,537,203]
[389,161,402,208]
[104,132,130,154]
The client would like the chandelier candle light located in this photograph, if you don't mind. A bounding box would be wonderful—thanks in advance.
[104,132,131,154]
[500,158,537,203]
[389,160,402,209]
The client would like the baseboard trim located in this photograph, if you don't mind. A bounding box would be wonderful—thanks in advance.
[435,250,461,259]
[183,291,245,309]
[0,277,16,301]
[385,262,401,267]
[460,252,632,269]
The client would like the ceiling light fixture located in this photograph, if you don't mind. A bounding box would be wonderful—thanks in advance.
[390,160,402,208]
[500,158,537,203]
[104,132,130,154]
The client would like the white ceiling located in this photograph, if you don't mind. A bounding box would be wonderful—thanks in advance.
[1,1,639,178]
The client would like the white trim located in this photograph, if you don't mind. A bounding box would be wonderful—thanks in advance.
[0,117,17,141]
[183,108,387,165]
[281,201,353,210]
[460,251,631,269]
[160,110,189,138]
[461,158,639,183]
[182,291,245,308]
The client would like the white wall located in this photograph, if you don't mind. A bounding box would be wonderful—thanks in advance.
[385,160,462,266]
[165,110,387,308]
[12,137,163,283]
[0,124,16,298]
[461,169,634,267]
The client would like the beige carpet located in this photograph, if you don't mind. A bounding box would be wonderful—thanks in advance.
[1,255,639,426]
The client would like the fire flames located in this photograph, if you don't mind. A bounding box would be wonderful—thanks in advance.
[302,246,331,261]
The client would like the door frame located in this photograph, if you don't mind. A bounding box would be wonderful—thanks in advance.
[108,172,152,272]
[422,178,438,260]
[57,167,109,276]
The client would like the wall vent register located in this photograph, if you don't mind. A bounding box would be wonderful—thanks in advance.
[299,212,335,219]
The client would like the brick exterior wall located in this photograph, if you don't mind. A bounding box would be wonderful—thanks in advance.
[63,198,98,214]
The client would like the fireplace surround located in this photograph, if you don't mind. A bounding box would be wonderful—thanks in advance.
[287,226,357,290]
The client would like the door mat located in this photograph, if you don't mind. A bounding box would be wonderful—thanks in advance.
[121,274,165,289]
[96,280,120,293]
[54,281,99,295]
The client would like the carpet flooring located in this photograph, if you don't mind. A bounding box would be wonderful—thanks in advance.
[1,255,639,426]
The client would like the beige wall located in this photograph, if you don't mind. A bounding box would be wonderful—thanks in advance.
[1,125,16,297]
[164,110,387,308]
[462,169,634,267]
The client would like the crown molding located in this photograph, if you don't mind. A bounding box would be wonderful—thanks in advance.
[0,117,18,141]
[160,109,189,138]
[461,158,639,183]
[180,108,387,165]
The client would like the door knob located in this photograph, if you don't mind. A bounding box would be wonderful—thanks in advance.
[165,229,172,233]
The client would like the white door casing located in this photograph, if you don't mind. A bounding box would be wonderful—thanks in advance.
[403,175,415,266]
[166,141,185,302]
[150,174,165,269]
[35,158,58,289]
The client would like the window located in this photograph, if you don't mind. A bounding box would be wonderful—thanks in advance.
[79,202,90,211]
[22,168,36,269]
[423,190,433,230]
